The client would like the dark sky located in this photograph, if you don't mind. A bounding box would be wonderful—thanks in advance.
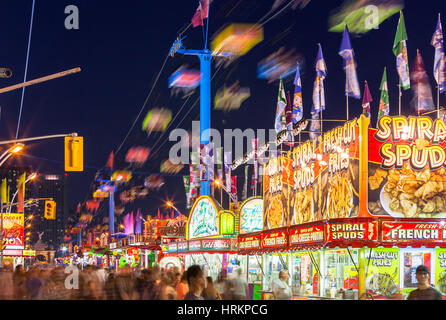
[0,0,444,223]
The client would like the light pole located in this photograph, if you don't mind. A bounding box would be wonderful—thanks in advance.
[8,172,38,213]
[166,201,183,216]
[214,179,237,204]
[0,143,24,167]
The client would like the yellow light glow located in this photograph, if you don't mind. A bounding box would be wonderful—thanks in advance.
[11,144,24,154]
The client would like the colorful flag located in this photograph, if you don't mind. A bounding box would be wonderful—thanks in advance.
[339,25,360,99]
[242,166,248,201]
[17,172,26,213]
[362,81,373,118]
[191,0,209,27]
[285,91,294,144]
[378,67,390,122]
[312,44,327,113]
[393,11,410,90]
[410,50,434,114]
[216,147,223,181]
[183,175,191,209]
[231,176,237,197]
[292,64,303,123]
[199,145,206,182]
[275,78,287,133]
[135,210,142,234]
[432,13,446,93]
[309,112,321,140]
[106,151,114,169]
[1,178,6,204]
[224,152,232,191]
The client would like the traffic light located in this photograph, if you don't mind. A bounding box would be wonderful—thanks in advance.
[64,136,83,172]
[44,200,56,220]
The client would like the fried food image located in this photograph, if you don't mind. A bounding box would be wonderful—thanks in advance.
[369,168,387,190]
[326,172,353,219]
[366,273,398,297]
[382,163,446,217]
[293,188,313,224]
[267,195,283,229]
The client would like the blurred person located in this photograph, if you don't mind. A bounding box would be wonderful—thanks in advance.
[407,265,442,300]
[135,269,150,299]
[116,265,138,300]
[202,276,222,300]
[104,272,120,300]
[144,266,161,300]
[214,272,226,298]
[159,271,177,300]
[13,265,26,300]
[173,272,181,288]
[0,267,14,299]
[25,267,44,300]
[183,265,205,300]
[272,270,292,300]
[231,268,249,300]
[176,272,189,300]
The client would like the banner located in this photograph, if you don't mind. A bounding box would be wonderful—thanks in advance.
[368,116,446,218]
[2,213,24,249]
[436,248,446,295]
[365,248,400,299]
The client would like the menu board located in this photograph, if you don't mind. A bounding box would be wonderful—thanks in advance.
[365,248,400,298]
[289,224,325,246]
[381,221,446,243]
[261,230,288,248]
[239,198,263,234]
[435,248,446,295]
[326,221,378,242]
[238,234,260,250]
[368,116,446,219]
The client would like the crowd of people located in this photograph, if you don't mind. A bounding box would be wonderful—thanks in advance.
[0,264,249,300]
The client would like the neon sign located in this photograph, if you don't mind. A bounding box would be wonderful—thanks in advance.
[187,197,219,239]
[239,198,263,234]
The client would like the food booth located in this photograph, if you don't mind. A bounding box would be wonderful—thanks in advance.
[166,196,239,281]
[259,115,446,300]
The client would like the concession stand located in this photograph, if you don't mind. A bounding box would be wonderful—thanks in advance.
[166,196,239,281]
[258,115,446,300]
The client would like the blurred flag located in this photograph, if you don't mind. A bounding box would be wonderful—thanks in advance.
[292,64,303,124]
[17,172,26,213]
[432,13,446,93]
[191,0,209,27]
[1,178,6,204]
[231,176,237,198]
[378,67,390,122]
[106,151,114,169]
[224,152,232,191]
[183,176,191,209]
[242,166,248,201]
[275,78,287,133]
[339,25,360,99]
[216,147,223,181]
[285,91,294,145]
[362,81,373,118]
[411,50,434,114]
[135,210,142,234]
[205,143,215,196]
[393,11,410,90]
[309,112,321,140]
[312,44,327,113]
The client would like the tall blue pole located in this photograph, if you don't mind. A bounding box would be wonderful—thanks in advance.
[109,188,115,237]
[199,52,212,196]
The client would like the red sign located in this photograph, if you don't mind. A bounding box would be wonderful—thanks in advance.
[382,222,446,242]
[261,230,287,248]
[326,222,378,242]
[289,224,325,246]
[126,247,139,256]
[238,235,260,250]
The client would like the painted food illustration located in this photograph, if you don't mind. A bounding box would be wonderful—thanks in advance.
[293,188,314,224]
[326,171,353,219]
[267,195,283,229]
[366,273,398,297]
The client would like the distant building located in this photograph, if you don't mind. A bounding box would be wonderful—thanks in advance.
[34,174,69,252]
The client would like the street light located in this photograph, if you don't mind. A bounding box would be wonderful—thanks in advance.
[166,201,183,216]
[214,179,237,203]
[0,143,24,167]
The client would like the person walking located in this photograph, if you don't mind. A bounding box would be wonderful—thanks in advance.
[272,270,293,300]
[176,272,189,300]
[407,265,442,300]
[202,276,222,300]
[183,265,205,300]
[231,268,249,300]
[12,265,26,300]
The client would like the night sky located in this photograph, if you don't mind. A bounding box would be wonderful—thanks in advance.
[0,0,444,222]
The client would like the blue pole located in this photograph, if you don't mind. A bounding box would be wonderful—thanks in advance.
[109,188,115,236]
[199,53,212,196]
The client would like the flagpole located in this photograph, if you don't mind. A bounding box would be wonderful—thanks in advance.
[438,69,441,118]
[398,83,402,116]
[346,78,349,120]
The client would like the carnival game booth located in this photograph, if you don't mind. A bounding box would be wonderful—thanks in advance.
[236,197,264,300]
[260,115,446,300]
[166,196,239,281]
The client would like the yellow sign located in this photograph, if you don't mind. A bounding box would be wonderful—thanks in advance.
[23,250,36,256]
[64,136,84,172]
[44,201,56,220]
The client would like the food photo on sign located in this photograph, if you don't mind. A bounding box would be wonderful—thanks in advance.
[368,115,446,218]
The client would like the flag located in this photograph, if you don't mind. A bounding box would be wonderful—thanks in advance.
[231,176,237,197]
[224,152,232,191]
[183,175,191,209]
[393,11,410,90]
[339,25,361,99]
[285,91,294,144]
[432,13,446,93]
[292,64,303,123]
[312,44,327,113]
[106,151,114,169]
[17,172,26,213]
[216,147,223,181]
[309,112,321,140]
[1,178,6,204]
[135,210,142,235]
[205,143,214,193]
[411,50,434,113]
[199,145,206,182]
[191,0,209,27]
[378,67,390,122]
[242,166,248,201]
[362,81,373,118]
[275,78,287,133]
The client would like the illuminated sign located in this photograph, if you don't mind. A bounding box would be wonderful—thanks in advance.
[178,242,188,252]
[238,235,260,250]
[261,230,287,248]
[201,239,231,250]
[3,213,24,250]
[23,250,36,257]
[220,211,235,235]
[188,240,201,251]
[239,198,263,234]
[168,243,177,253]
[326,222,378,241]
[381,221,446,242]
[187,197,219,239]
[289,224,325,245]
